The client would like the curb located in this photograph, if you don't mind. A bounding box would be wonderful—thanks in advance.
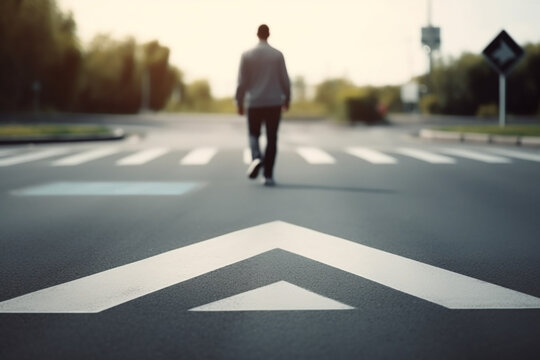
[0,128,126,145]
[419,129,540,147]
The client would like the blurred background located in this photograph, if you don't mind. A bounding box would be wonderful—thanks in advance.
[1,0,539,120]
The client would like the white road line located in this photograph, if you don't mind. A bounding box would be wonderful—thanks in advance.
[0,149,19,157]
[116,148,169,166]
[440,148,511,163]
[487,148,540,162]
[243,148,251,164]
[52,148,120,166]
[1,221,539,313]
[396,148,456,164]
[0,148,69,167]
[346,147,397,164]
[180,147,217,165]
[297,146,336,164]
[189,281,354,311]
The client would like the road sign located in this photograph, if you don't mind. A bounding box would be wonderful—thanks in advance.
[1,221,540,313]
[482,30,524,76]
[421,26,440,51]
[482,30,524,128]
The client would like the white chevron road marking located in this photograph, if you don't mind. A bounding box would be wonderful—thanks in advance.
[189,281,354,312]
[1,221,539,313]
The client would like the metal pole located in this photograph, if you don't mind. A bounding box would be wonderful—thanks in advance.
[427,0,432,25]
[499,74,506,128]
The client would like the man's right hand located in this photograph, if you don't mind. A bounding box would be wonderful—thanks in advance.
[237,106,244,116]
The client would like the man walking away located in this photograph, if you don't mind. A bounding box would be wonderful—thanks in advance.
[236,24,291,187]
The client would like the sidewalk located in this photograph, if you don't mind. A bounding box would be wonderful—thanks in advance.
[419,128,540,147]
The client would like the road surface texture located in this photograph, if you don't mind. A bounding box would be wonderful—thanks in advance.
[1,114,539,359]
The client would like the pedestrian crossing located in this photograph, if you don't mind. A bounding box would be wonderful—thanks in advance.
[0,146,539,168]
[345,147,397,164]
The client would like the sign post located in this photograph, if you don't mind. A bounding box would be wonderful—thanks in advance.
[482,30,524,128]
[499,75,506,127]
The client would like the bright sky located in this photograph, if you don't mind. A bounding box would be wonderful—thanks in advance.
[58,0,540,98]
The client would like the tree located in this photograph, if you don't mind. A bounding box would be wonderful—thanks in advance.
[77,35,140,113]
[0,0,81,111]
[185,80,213,111]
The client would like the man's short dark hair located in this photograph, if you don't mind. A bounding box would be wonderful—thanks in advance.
[257,24,270,39]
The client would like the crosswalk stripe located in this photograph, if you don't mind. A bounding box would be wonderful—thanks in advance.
[0,148,69,167]
[296,147,336,164]
[243,148,251,164]
[180,147,217,165]
[346,147,397,164]
[487,148,540,162]
[52,148,120,166]
[395,148,456,164]
[116,148,169,166]
[440,148,511,163]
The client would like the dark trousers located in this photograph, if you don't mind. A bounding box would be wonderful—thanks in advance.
[247,106,281,179]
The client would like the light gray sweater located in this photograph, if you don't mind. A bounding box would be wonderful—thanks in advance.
[235,41,291,109]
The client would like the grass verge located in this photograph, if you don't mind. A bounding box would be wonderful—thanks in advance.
[0,124,111,137]
[437,125,540,137]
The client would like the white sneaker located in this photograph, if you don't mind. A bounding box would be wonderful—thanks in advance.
[246,158,262,179]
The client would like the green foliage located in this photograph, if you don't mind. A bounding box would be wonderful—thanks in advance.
[312,80,397,121]
[419,45,540,116]
[0,0,182,114]
[185,80,213,111]
[419,94,441,114]
[0,124,109,136]
[77,36,180,113]
[314,78,358,115]
[438,125,540,136]
[77,35,140,113]
[284,100,326,119]
[143,41,177,111]
[476,103,498,117]
[0,0,81,111]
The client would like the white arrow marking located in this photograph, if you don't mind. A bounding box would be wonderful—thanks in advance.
[189,281,354,312]
[1,221,539,313]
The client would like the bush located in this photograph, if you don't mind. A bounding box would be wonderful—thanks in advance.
[419,94,441,114]
[476,103,498,117]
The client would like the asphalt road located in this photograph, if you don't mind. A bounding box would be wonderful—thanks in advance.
[1,114,540,359]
